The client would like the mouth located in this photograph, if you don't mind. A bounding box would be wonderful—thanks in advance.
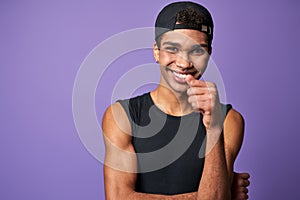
[173,71,188,79]
[171,70,200,81]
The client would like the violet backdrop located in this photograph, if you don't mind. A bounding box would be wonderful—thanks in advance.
[1,0,300,199]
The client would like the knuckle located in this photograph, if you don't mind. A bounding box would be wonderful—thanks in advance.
[239,193,247,200]
[189,87,195,95]
[187,88,191,95]
[208,82,217,89]
[245,180,250,186]
[188,96,193,103]
[238,179,244,186]
[191,102,195,109]
[192,102,198,109]
[196,95,202,102]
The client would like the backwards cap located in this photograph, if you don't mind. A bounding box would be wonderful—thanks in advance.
[155,1,214,43]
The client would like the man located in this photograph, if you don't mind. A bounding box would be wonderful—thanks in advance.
[102,1,250,199]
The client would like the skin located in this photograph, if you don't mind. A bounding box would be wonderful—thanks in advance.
[103,29,249,199]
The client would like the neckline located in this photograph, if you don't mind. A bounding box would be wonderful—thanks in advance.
[147,92,198,119]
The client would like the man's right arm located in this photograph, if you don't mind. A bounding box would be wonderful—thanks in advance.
[102,103,197,200]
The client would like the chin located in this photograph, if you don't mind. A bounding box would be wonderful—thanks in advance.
[169,82,190,95]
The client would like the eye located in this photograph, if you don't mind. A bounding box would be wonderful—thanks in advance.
[190,47,205,55]
[164,46,178,54]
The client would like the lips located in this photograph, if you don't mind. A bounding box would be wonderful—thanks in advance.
[170,69,199,79]
[173,71,187,79]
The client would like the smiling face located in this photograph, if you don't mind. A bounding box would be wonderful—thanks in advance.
[154,29,210,94]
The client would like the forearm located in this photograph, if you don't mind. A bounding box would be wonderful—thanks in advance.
[106,191,197,200]
[198,132,230,200]
[127,191,197,200]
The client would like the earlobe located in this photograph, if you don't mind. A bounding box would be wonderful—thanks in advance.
[153,43,160,63]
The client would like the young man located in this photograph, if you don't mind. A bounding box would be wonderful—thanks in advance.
[103,1,250,199]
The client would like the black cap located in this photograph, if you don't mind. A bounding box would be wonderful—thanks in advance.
[155,1,214,44]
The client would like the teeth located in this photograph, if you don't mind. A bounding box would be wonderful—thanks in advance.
[173,71,187,79]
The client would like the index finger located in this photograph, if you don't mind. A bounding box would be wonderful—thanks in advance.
[185,74,207,87]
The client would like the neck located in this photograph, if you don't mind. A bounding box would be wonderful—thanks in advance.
[150,85,193,116]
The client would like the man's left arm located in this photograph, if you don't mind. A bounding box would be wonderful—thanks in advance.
[223,109,250,199]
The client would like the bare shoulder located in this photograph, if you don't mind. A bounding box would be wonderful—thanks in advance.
[102,102,132,148]
[224,108,245,133]
[102,102,136,171]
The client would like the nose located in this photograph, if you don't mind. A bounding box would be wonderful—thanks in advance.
[175,53,192,69]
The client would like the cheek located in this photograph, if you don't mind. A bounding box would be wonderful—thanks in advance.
[192,56,209,72]
[159,51,175,64]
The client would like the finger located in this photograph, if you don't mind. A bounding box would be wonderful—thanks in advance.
[243,179,250,187]
[237,178,245,186]
[187,94,212,103]
[187,87,209,96]
[237,172,250,179]
[185,74,195,84]
[190,101,210,112]
[186,74,207,87]
[237,186,249,193]
[238,179,250,187]
[188,96,212,112]
[237,193,248,200]
[187,87,217,97]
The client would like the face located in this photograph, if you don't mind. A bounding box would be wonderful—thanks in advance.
[154,29,210,94]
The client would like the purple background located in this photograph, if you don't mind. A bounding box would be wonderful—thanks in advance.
[1,0,299,199]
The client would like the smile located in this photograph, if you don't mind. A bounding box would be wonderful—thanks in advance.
[173,71,187,79]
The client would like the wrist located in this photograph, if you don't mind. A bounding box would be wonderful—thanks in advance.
[205,129,224,153]
[206,126,223,135]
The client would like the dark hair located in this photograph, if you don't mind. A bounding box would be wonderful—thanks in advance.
[176,7,208,30]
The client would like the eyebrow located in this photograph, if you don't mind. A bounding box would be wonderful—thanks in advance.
[162,41,181,47]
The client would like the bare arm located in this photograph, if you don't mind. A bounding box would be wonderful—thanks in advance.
[223,109,245,185]
[187,75,231,199]
[102,103,198,200]
[196,106,249,200]
[224,109,250,200]
[197,131,230,200]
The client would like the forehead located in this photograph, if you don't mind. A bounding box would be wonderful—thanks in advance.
[160,29,208,46]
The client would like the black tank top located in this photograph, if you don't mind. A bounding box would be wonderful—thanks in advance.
[118,92,232,195]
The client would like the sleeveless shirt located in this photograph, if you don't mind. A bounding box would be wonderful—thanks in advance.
[118,92,232,195]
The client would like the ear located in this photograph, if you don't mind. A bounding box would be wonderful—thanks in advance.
[153,42,160,63]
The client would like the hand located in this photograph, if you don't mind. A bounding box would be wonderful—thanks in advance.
[231,172,250,200]
[186,75,223,132]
